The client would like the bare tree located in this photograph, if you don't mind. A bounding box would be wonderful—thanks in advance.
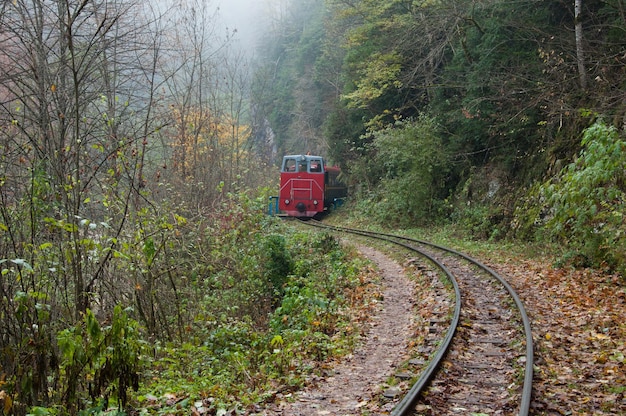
[161,0,258,200]
[0,0,175,407]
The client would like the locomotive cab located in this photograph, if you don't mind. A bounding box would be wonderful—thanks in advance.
[282,155,324,173]
[278,154,345,217]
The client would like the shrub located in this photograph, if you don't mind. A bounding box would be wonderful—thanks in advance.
[56,306,144,413]
[519,121,626,271]
[364,115,450,227]
[260,234,293,302]
[139,228,367,411]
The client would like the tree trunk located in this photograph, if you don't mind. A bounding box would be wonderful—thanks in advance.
[575,0,587,90]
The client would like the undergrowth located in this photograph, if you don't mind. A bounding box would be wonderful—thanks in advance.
[131,215,372,415]
[1,191,373,416]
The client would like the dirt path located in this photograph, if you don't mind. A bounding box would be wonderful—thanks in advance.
[259,245,416,415]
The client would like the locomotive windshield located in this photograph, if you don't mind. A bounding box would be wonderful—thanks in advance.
[281,155,324,173]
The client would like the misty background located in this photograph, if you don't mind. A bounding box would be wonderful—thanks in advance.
[196,0,286,55]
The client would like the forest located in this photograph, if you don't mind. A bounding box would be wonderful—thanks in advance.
[255,0,626,268]
[0,0,624,414]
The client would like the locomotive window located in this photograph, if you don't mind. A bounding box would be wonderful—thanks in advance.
[310,159,323,172]
[282,156,326,173]
[283,158,297,172]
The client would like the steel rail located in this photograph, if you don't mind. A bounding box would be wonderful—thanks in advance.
[304,220,534,416]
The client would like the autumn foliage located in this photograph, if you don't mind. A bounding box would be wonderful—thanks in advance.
[498,256,626,414]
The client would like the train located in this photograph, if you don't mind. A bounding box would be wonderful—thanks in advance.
[272,154,347,217]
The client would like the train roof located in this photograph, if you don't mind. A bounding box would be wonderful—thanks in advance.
[282,154,324,161]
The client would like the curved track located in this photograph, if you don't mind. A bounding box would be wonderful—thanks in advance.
[303,221,533,416]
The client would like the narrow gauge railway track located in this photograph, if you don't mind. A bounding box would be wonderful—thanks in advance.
[303,221,533,416]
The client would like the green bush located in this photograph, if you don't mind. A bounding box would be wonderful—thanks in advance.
[135,226,366,412]
[260,234,293,302]
[56,306,144,413]
[1,185,369,414]
[452,203,505,241]
[517,121,626,271]
[357,115,450,227]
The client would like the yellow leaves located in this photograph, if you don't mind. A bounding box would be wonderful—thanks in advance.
[173,213,187,226]
[0,390,12,415]
[595,352,608,364]
[342,52,403,110]
[169,105,251,175]
[499,256,626,412]
[603,363,620,377]
[270,334,284,349]
[50,84,57,93]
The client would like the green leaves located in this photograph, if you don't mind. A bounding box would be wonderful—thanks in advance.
[342,52,403,110]
[355,115,450,226]
[261,234,293,302]
[57,306,144,411]
[538,121,626,270]
[8,258,33,271]
[142,237,156,267]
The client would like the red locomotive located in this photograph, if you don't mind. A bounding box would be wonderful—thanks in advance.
[277,154,346,217]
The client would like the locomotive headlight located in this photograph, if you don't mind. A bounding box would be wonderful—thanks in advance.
[313,200,318,205]
[284,199,290,205]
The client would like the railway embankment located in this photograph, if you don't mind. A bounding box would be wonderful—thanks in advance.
[263,220,626,415]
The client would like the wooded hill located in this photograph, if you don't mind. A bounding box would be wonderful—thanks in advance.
[253,0,626,271]
[0,0,624,414]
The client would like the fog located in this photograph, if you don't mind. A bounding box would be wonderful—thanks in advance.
[214,0,284,56]
[152,0,285,56]
[215,0,261,47]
